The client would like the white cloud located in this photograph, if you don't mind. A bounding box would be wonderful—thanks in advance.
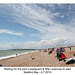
[0,29,23,36]
[0,4,75,49]
[0,38,75,50]
[61,15,65,18]
[7,4,75,40]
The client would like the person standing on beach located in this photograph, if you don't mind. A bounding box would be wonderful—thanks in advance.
[56,48,59,58]
[16,54,17,56]
[56,48,61,59]
[61,48,65,52]
[51,48,54,51]
[69,47,71,50]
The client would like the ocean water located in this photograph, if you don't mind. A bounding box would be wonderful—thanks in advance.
[0,50,36,60]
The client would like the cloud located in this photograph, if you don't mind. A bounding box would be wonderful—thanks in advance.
[7,4,75,39]
[61,15,65,18]
[0,29,23,36]
[0,38,75,50]
[0,4,75,49]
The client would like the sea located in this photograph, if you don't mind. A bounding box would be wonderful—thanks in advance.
[0,50,37,60]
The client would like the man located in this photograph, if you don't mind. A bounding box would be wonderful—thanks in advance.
[56,48,61,59]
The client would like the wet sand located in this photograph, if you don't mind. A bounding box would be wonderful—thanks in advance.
[0,47,75,67]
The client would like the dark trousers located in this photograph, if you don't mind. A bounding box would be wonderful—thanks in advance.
[59,58,65,61]
[66,60,75,64]
[57,53,61,59]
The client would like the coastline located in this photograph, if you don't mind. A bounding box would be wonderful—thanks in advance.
[0,50,39,60]
[0,47,75,67]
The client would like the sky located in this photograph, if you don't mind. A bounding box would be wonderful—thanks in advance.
[0,4,75,50]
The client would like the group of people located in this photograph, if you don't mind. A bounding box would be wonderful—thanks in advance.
[56,48,66,61]
[56,47,75,64]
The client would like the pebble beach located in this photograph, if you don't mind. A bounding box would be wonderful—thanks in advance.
[0,47,75,67]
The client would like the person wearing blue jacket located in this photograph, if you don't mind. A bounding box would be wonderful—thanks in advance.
[56,48,61,59]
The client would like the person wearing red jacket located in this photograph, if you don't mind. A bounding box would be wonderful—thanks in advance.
[59,53,66,61]
[61,53,66,59]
